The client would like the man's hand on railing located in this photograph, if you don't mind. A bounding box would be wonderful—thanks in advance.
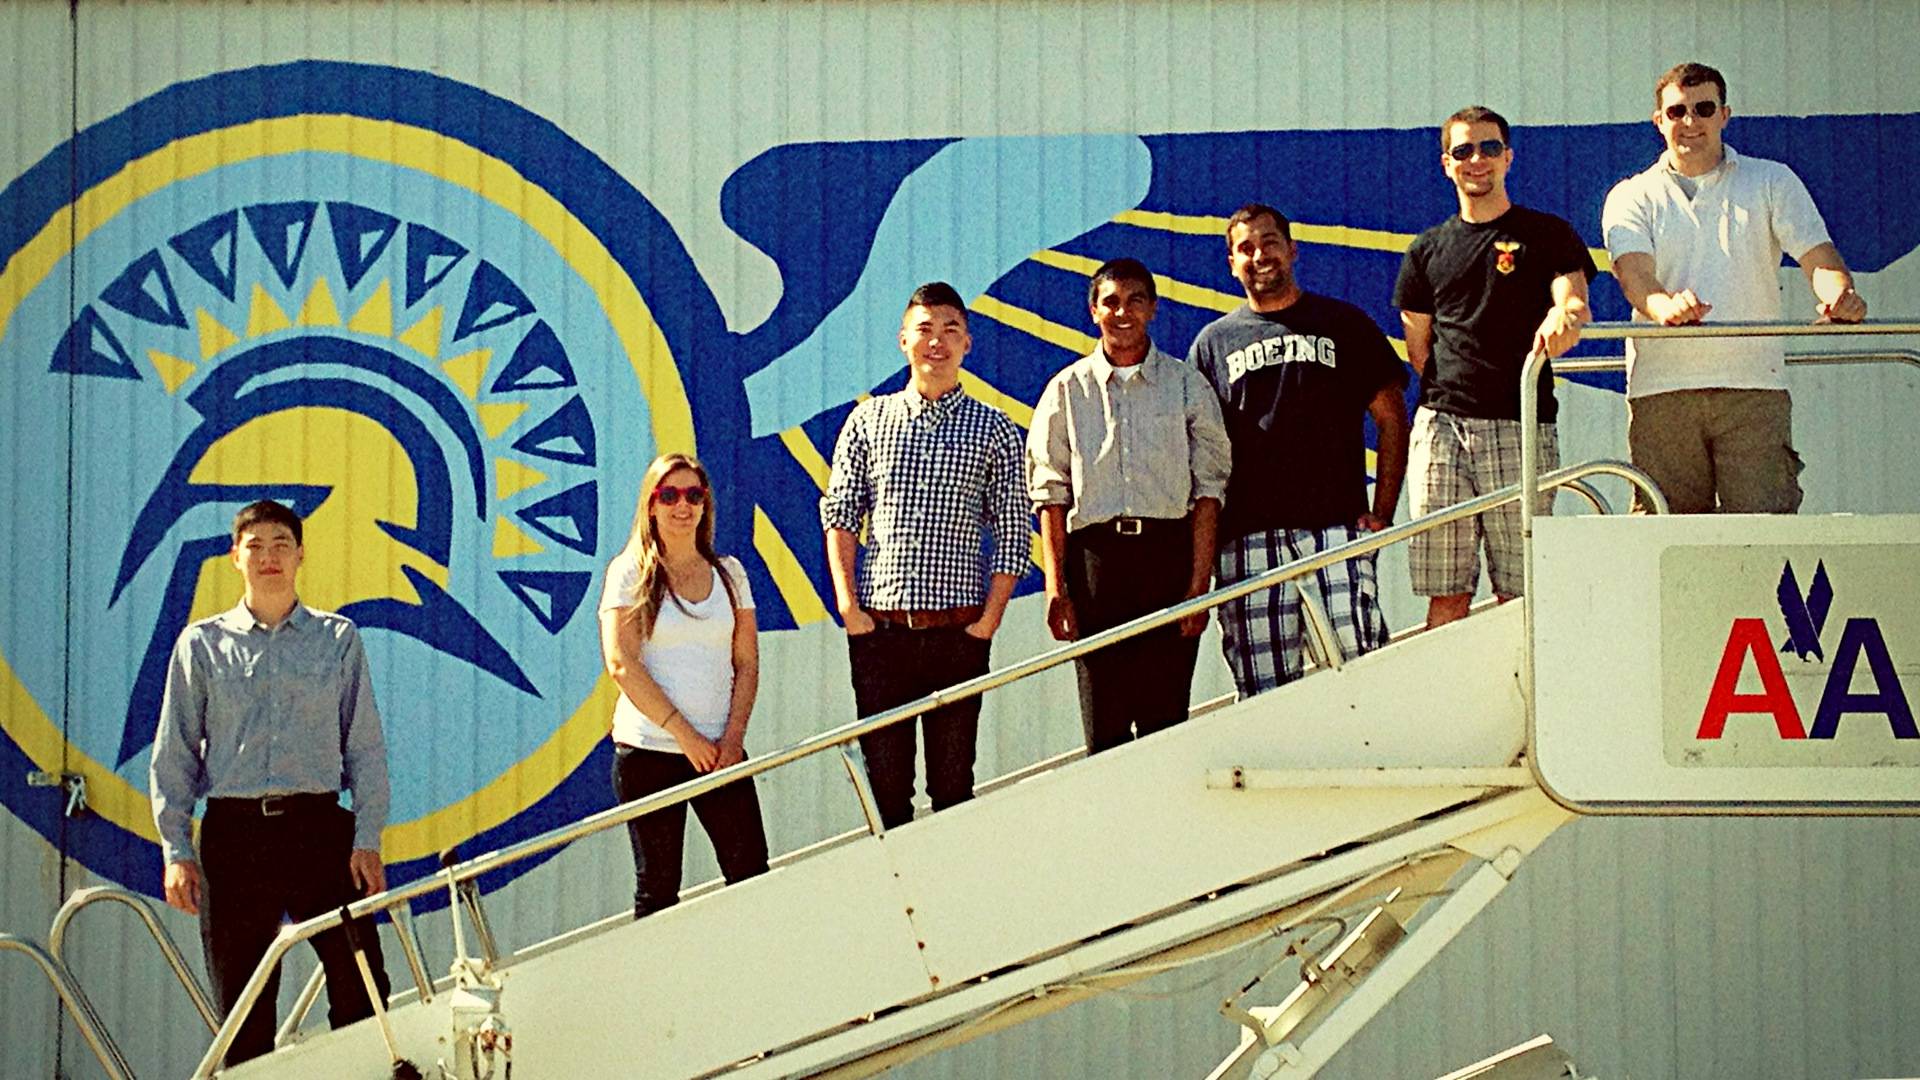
[1356,511,1393,534]
[1816,285,1868,324]
[1531,297,1589,358]
[1645,289,1713,326]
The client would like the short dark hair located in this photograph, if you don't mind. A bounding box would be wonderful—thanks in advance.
[1441,105,1510,149]
[1086,257,1157,308]
[1655,62,1727,108]
[1225,204,1291,247]
[232,499,303,546]
[905,281,968,325]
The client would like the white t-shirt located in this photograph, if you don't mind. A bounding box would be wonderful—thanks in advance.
[1601,145,1832,399]
[598,552,755,751]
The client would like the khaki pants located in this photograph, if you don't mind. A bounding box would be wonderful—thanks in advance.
[1627,388,1803,514]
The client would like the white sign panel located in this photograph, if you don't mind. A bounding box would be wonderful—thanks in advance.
[1661,545,1919,768]
[1532,516,1920,812]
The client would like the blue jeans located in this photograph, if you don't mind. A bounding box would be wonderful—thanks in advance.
[611,745,769,918]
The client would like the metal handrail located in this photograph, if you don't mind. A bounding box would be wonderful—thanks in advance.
[1518,323,1920,710]
[48,886,220,1035]
[190,456,1661,1077]
[1,933,135,1079]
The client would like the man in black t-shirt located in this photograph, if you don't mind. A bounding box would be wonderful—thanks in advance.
[1393,105,1595,628]
[1188,204,1410,698]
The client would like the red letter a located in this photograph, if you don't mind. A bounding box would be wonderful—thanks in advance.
[1697,618,1807,740]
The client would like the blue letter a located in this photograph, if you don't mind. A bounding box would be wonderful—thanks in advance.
[1810,619,1918,739]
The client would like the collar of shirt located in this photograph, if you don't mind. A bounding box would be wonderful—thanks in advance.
[1660,142,1738,186]
[1093,344,1167,384]
[215,599,311,634]
[902,383,969,421]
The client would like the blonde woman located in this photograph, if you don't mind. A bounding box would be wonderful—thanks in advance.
[598,453,768,918]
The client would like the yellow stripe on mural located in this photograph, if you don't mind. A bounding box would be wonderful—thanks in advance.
[958,370,1035,428]
[1026,248,1240,313]
[779,427,832,490]
[1114,208,1612,273]
[970,295,1096,360]
[752,507,831,625]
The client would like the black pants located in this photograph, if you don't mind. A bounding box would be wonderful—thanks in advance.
[848,624,992,829]
[1068,519,1201,754]
[611,744,770,918]
[199,795,390,1066]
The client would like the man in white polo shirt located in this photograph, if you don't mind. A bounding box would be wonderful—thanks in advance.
[1602,61,1867,514]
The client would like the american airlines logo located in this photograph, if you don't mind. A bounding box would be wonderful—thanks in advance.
[1697,560,1916,741]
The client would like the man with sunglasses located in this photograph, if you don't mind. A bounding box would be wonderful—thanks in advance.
[821,281,1029,829]
[1395,106,1597,628]
[1603,61,1867,514]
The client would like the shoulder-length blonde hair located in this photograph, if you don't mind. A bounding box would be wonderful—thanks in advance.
[619,453,739,641]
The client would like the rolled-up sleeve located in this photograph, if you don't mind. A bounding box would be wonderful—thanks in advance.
[1025,375,1073,507]
[338,628,390,852]
[987,419,1034,580]
[149,636,208,865]
[1186,370,1232,506]
[820,405,871,534]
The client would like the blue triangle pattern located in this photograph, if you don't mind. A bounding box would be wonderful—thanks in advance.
[101,250,187,329]
[514,481,598,556]
[50,305,140,380]
[242,202,319,290]
[453,260,537,342]
[404,223,468,308]
[167,211,240,301]
[510,396,597,467]
[497,570,594,634]
[325,202,401,291]
[491,320,577,392]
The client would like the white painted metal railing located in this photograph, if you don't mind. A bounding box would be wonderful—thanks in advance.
[1516,324,1920,718]
[187,451,1663,1076]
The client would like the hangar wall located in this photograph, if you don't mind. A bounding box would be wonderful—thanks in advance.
[2,2,1917,1077]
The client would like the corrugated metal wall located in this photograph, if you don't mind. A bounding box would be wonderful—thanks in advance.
[2,2,1917,1077]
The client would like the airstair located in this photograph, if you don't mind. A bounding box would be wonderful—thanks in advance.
[8,323,1917,1079]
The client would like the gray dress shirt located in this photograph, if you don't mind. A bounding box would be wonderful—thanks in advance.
[1026,345,1232,532]
[149,601,390,864]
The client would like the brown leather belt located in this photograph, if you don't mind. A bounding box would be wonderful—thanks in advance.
[867,605,983,630]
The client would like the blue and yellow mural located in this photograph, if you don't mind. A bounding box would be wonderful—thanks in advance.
[3,61,1916,901]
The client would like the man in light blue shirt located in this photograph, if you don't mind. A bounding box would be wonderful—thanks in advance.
[149,499,391,1065]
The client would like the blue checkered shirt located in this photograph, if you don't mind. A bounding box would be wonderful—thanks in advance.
[821,385,1031,609]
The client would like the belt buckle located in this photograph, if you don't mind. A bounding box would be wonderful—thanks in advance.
[904,610,925,630]
[1115,518,1143,536]
[260,795,286,817]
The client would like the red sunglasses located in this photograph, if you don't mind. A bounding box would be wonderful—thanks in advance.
[652,484,708,507]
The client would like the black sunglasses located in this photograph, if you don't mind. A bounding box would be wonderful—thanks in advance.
[1663,100,1720,121]
[1446,138,1507,162]
[652,484,708,507]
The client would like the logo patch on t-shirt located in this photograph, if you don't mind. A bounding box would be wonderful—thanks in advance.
[1224,334,1337,383]
[1494,240,1521,275]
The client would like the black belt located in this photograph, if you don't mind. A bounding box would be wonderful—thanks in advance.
[1083,516,1184,538]
[207,792,340,817]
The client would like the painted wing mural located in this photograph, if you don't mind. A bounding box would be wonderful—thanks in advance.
[2,61,1915,901]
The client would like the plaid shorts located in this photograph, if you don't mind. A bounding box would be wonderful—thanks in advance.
[1215,524,1389,698]
[1407,408,1558,599]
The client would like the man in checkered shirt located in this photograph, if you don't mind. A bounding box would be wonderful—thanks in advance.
[1187,205,1411,698]
[821,282,1030,829]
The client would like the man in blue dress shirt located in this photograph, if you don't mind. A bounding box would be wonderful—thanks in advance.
[149,499,392,1065]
